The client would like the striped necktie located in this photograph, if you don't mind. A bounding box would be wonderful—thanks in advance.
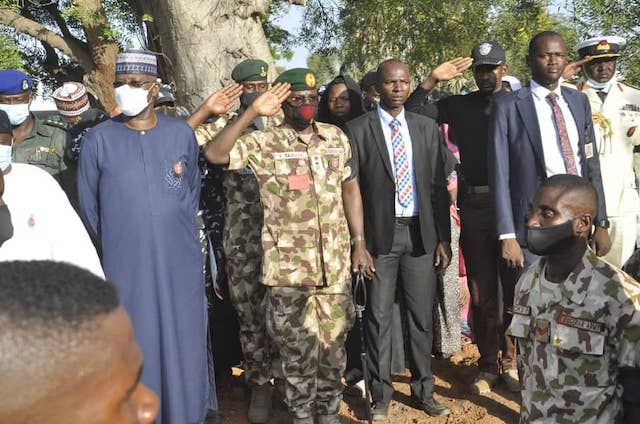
[547,93,579,175]
[390,118,413,208]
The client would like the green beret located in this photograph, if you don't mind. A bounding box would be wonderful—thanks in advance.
[231,59,268,83]
[274,68,317,91]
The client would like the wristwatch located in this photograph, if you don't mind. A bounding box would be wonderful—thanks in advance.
[596,219,610,229]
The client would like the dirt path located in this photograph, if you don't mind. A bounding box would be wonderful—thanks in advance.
[216,344,520,424]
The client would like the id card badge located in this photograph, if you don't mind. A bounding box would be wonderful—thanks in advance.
[535,318,551,343]
[288,174,310,190]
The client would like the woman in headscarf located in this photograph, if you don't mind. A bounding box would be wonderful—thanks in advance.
[317,75,365,129]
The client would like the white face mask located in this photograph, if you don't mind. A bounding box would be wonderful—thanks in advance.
[0,103,29,125]
[586,76,615,92]
[114,84,154,117]
[0,142,12,172]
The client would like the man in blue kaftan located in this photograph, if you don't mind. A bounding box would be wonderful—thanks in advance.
[78,49,215,424]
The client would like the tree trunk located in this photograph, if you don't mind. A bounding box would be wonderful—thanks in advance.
[133,0,276,110]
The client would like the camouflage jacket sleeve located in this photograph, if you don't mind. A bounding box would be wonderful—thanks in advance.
[337,129,355,182]
[194,114,230,147]
[612,272,640,368]
[228,131,263,171]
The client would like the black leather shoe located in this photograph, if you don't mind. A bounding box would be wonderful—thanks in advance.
[371,402,389,421]
[418,397,450,417]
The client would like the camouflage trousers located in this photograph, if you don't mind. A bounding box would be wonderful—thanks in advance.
[224,208,274,387]
[266,282,355,419]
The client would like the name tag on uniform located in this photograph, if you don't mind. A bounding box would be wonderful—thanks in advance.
[513,305,531,316]
[557,313,605,333]
[288,174,309,191]
[535,318,551,343]
[585,143,594,159]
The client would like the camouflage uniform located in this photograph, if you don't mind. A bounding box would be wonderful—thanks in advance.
[507,248,640,423]
[228,121,356,419]
[195,111,283,387]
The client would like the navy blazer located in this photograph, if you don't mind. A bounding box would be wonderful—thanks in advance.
[488,85,607,245]
[345,110,450,256]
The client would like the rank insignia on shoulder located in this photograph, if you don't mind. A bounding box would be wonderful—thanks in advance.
[557,313,605,333]
[513,304,531,316]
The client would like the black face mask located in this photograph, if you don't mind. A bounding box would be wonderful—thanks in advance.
[240,92,261,109]
[0,205,13,247]
[285,103,317,131]
[525,219,576,256]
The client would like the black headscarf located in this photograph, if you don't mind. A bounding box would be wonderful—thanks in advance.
[317,75,366,129]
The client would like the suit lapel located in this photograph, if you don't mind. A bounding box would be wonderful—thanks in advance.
[562,87,585,141]
[562,87,589,174]
[405,112,427,183]
[515,87,545,171]
[369,113,394,180]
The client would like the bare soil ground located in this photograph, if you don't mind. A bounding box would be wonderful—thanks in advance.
[215,344,520,424]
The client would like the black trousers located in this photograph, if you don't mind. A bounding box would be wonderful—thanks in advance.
[366,220,436,405]
[459,192,517,373]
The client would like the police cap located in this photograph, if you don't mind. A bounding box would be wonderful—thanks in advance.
[0,70,33,95]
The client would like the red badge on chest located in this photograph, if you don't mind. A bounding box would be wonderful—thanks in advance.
[288,174,310,190]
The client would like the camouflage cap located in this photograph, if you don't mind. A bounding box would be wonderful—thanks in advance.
[274,68,317,91]
[232,59,269,83]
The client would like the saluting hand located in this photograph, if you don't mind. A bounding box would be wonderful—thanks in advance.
[204,83,243,116]
[431,57,473,83]
[249,83,291,117]
[562,56,593,80]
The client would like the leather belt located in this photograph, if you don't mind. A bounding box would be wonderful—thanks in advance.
[464,185,490,194]
[395,216,418,225]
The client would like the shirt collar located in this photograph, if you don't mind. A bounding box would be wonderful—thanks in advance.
[530,79,563,102]
[377,105,407,128]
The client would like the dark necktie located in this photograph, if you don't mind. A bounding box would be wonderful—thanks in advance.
[547,92,579,175]
[596,90,607,103]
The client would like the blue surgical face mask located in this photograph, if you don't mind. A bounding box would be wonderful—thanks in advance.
[0,103,30,126]
[0,143,12,171]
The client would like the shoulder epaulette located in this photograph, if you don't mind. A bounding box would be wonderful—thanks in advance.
[43,118,68,130]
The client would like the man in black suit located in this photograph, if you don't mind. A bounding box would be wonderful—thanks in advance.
[345,59,451,420]
[489,31,611,270]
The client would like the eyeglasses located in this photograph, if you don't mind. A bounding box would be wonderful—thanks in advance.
[286,95,320,107]
[113,80,157,89]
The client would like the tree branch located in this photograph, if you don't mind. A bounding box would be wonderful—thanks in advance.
[44,2,75,40]
[0,5,94,70]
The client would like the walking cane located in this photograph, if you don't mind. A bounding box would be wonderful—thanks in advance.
[353,269,373,424]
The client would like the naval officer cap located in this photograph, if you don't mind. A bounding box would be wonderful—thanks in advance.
[274,68,317,91]
[471,41,506,68]
[232,59,269,83]
[0,70,33,95]
[575,36,626,59]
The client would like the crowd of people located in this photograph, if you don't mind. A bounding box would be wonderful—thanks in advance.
[1,29,640,424]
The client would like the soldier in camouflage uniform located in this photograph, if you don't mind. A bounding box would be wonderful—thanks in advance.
[507,174,640,423]
[203,68,375,424]
[189,59,284,424]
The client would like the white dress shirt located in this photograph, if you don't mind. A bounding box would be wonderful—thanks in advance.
[530,80,582,177]
[0,163,104,278]
[377,106,419,217]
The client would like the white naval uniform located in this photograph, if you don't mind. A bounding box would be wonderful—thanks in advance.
[0,163,104,277]
[577,79,640,267]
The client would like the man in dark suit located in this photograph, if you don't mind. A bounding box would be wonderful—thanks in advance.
[345,59,451,420]
[489,31,611,271]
